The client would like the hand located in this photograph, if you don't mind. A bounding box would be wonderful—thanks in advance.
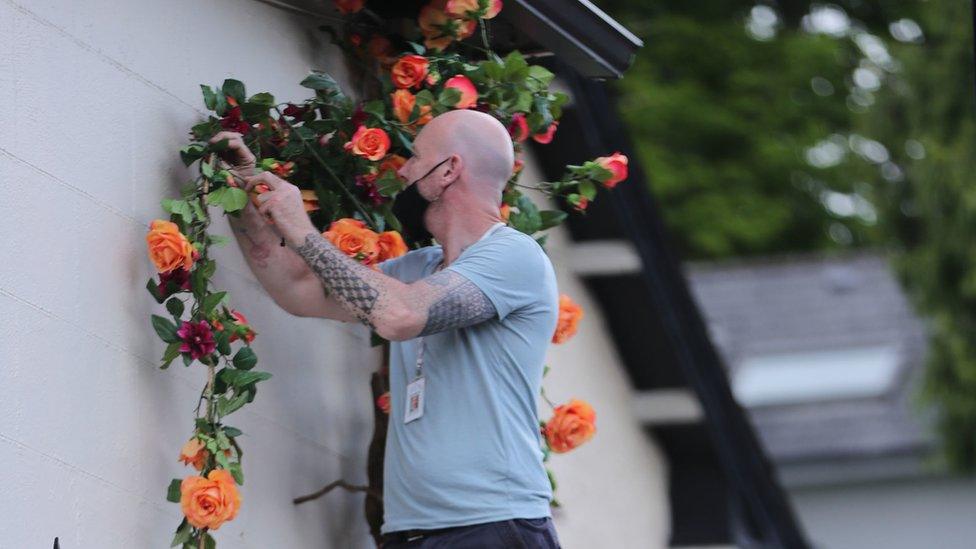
[209,131,256,179]
[241,172,317,249]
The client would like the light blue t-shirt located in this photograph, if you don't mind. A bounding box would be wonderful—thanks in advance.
[377,223,559,533]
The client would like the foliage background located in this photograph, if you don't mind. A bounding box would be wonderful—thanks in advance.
[596,0,976,471]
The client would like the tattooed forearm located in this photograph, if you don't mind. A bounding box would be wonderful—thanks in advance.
[292,231,383,329]
[417,270,496,336]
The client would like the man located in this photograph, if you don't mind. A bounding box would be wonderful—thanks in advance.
[212,109,562,548]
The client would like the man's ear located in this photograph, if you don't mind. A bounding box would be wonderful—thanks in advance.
[444,154,463,183]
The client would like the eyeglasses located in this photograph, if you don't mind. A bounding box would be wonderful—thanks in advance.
[408,156,451,187]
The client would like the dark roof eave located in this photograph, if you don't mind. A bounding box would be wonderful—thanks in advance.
[505,0,643,79]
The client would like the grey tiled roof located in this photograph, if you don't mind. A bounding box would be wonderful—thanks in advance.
[682,249,935,466]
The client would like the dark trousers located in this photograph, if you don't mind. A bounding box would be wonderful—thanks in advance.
[380,517,562,549]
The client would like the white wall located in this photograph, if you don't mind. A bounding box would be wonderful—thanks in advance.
[521,157,672,549]
[0,1,668,547]
[1,1,380,547]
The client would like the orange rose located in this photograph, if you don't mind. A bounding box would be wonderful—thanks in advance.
[227,310,255,343]
[180,469,241,530]
[419,2,465,51]
[552,293,583,344]
[178,437,234,471]
[178,438,208,471]
[543,398,596,453]
[508,113,529,143]
[391,55,429,89]
[379,154,408,178]
[146,220,196,274]
[344,126,391,161]
[333,0,365,14]
[324,218,381,265]
[300,189,321,212]
[594,151,628,188]
[377,231,408,262]
[532,121,559,144]
[391,90,433,126]
[499,203,510,222]
[443,75,478,109]
[446,0,502,18]
[367,35,397,67]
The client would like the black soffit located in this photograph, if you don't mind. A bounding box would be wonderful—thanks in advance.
[531,63,810,548]
[350,0,643,80]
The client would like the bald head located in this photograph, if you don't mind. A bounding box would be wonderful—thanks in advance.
[415,109,515,197]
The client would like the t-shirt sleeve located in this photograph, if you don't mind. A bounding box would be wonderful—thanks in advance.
[445,233,547,321]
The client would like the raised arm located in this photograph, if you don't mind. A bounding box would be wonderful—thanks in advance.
[291,231,496,341]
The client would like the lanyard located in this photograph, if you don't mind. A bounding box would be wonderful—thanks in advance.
[411,222,505,381]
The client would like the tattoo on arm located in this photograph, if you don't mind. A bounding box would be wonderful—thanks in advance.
[293,232,382,329]
[418,270,496,336]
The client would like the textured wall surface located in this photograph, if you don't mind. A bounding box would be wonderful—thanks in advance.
[0,1,667,546]
[522,156,671,549]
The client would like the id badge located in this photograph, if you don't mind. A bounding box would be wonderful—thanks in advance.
[404,377,426,423]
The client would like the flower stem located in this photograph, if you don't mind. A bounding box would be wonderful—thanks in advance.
[540,385,557,410]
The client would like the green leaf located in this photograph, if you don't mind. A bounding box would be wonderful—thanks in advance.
[166,297,184,318]
[152,315,180,343]
[214,328,231,356]
[195,417,211,431]
[162,198,194,224]
[220,369,272,388]
[579,180,597,201]
[200,160,214,179]
[221,79,246,103]
[222,187,249,213]
[190,198,207,222]
[233,346,258,370]
[248,92,275,106]
[190,119,221,141]
[509,195,543,235]
[527,65,555,88]
[503,51,529,81]
[406,41,426,54]
[513,90,533,113]
[229,461,244,485]
[363,100,386,120]
[215,448,231,470]
[543,364,551,377]
[300,71,341,93]
[376,171,404,197]
[201,291,227,314]
[483,58,504,81]
[531,95,554,131]
[166,478,183,503]
[539,210,567,230]
[438,87,462,107]
[182,352,193,367]
[201,85,217,110]
[171,520,192,548]
[147,278,165,304]
[179,144,205,167]
[223,426,243,438]
[217,393,249,416]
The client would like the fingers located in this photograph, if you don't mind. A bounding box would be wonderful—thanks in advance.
[242,172,284,193]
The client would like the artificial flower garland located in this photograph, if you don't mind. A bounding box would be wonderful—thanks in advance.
[146,0,627,545]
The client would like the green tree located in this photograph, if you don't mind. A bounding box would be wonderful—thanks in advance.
[598,0,876,259]
[856,0,976,470]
